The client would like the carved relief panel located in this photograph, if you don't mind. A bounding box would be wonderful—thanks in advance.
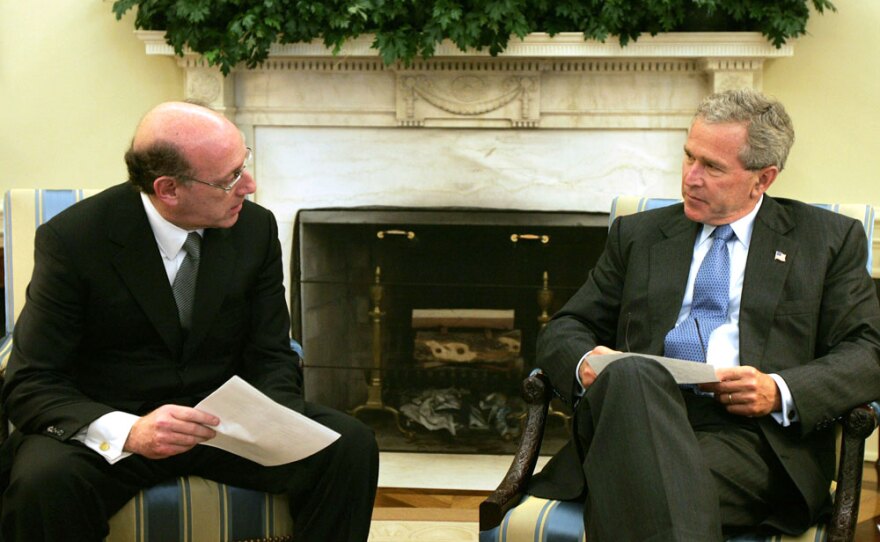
[396,65,540,127]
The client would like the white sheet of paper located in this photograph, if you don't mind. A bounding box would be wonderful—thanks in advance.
[194,376,340,466]
[586,353,720,384]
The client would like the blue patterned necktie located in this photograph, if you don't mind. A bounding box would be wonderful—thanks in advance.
[664,224,735,362]
[172,232,201,330]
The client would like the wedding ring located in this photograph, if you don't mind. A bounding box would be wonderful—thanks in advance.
[728,393,734,405]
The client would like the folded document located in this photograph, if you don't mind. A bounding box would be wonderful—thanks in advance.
[586,353,719,384]
[195,376,340,466]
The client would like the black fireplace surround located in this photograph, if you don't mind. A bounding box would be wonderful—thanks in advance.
[291,207,607,454]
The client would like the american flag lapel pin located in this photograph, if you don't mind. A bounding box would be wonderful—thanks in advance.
[774,250,787,262]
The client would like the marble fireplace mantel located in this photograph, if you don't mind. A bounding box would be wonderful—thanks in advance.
[136,31,811,291]
[138,30,791,126]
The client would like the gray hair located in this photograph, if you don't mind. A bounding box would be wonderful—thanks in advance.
[695,89,795,171]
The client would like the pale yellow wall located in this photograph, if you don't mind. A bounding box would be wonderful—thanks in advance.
[0,1,182,195]
[763,2,880,205]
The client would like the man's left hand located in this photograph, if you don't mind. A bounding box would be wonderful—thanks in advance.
[699,366,781,417]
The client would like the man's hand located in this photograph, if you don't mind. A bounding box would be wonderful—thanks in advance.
[124,405,220,459]
[579,346,620,389]
[700,366,781,417]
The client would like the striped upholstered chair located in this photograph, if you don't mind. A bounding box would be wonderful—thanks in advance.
[0,189,295,542]
[479,196,880,542]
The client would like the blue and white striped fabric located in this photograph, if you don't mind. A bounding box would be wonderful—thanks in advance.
[3,189,98,337]
[479,495,826,542]
[1,189,99,371]
[106,476,293,542]
[608,196,679,228]
[480,496,585,542]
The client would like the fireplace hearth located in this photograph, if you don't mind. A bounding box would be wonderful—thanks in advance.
[292,207,606,454]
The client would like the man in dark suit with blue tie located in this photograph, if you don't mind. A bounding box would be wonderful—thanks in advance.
[0,102,379,541]
[528,89,880,540]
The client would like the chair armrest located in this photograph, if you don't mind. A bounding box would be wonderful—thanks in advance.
[826,402,879,542]
[479,370,553,531]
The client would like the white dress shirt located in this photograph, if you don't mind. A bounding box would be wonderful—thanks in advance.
[71,193,203,464]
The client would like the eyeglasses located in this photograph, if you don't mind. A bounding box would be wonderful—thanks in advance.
[179,147,252,193]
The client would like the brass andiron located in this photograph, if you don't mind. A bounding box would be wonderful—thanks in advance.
[528,271,572,434]
[350,266,414,437]
[537,271,554,331]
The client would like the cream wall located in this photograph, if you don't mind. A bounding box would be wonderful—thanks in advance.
[0,1,182,196]
[764,2,880,205]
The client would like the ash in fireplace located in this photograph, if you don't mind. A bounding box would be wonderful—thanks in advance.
[399,387,521,439]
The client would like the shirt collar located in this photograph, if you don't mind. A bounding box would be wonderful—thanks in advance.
[140,192,203,259]
[697,195,763,248]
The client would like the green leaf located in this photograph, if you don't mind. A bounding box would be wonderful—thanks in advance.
[112,0,838,71]
[111,0,140,20]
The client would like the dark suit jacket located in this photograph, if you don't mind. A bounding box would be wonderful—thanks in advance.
[532,196,880,533]
[1,183,303,446]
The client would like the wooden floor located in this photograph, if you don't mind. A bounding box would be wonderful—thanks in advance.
[375,461,880,540]
[855,462,879,541]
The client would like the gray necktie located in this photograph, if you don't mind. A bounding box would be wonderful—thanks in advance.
[172,232,201,329]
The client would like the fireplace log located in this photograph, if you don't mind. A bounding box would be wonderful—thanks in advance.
[414,329,521,367]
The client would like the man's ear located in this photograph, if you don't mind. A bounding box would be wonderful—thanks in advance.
[752,166,779,197]
[152,176,180,205]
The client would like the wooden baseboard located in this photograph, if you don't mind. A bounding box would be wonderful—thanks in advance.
[373,507,478,522]
[374,487,486,522]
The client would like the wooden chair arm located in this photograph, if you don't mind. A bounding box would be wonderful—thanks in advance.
[479,371,553,531]
[826,402,879,542]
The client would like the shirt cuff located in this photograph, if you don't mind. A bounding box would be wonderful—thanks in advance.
[574,351,593,396]
[72,411,140,464]
[769,373,799,426]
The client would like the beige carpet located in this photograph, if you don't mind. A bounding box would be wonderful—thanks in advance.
[369,520,478,542]
[370,486,482,542]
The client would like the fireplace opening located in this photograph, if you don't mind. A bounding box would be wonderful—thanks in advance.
[291,207,607,455]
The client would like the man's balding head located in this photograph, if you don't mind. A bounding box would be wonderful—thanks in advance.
[124,102,242,194]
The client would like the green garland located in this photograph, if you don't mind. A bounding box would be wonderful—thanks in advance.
[112,0,835,75]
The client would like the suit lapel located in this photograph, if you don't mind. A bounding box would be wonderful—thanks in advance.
[648,214,701,353]
[109,190,183,354]
[739,197,796,367]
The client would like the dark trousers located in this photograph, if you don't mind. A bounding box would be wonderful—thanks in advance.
[571,357,795,541]
[0,402,379,542]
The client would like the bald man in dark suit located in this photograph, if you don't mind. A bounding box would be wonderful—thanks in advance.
[0,102,378,542]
